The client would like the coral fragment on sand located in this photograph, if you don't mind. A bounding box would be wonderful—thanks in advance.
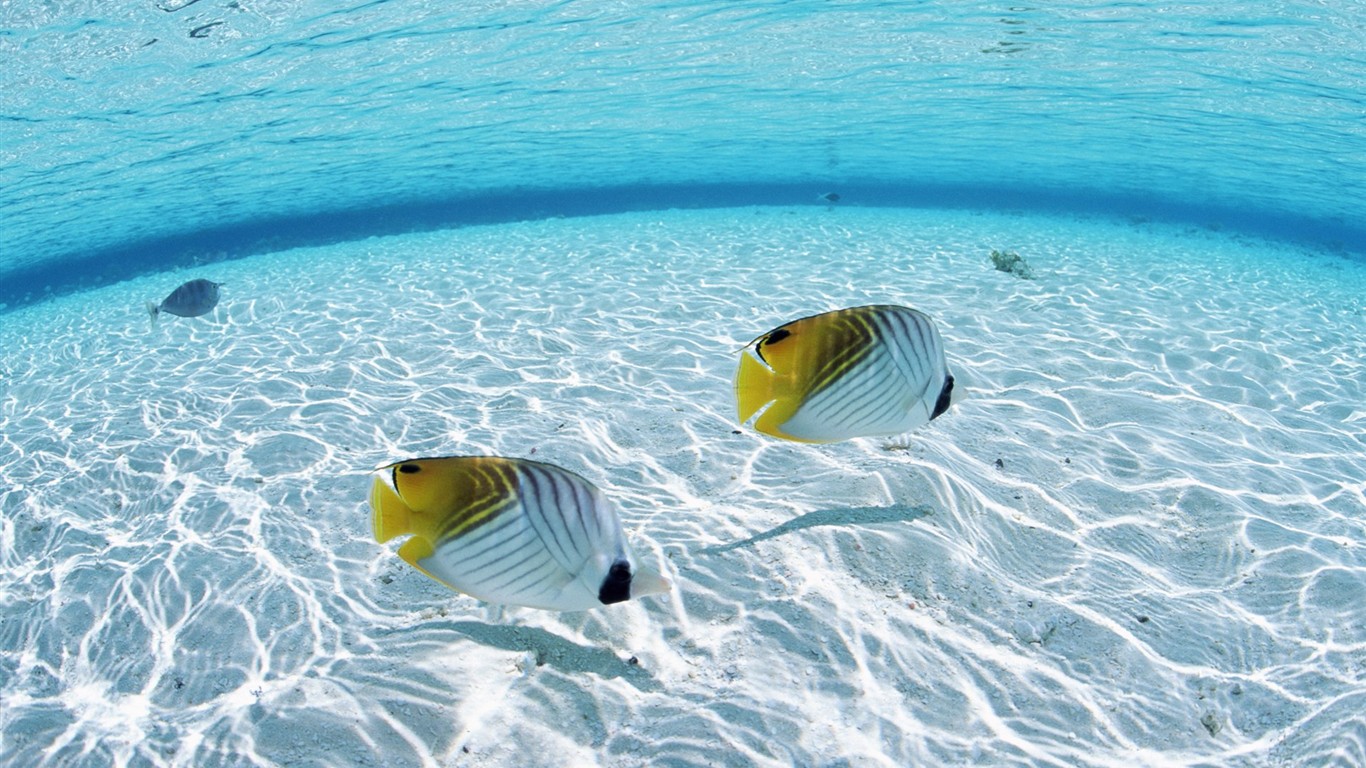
[990,249,1035,279]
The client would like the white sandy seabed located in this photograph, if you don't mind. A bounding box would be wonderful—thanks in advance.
[1,206,1364,768]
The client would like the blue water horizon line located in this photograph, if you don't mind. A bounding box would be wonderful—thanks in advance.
[2,181,1361,312]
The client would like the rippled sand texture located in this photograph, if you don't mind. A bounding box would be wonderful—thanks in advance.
[2,207,1364,767]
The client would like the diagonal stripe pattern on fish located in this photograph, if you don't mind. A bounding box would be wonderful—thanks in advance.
[369,456,670,611]
[735,304,959,443]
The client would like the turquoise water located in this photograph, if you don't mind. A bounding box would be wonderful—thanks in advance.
[2,3,1366,768]
[1,1,1363,303]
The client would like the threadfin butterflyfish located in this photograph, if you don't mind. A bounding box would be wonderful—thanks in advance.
[735,304,959,443]
[369,455,670,611]
[147,278,222,325]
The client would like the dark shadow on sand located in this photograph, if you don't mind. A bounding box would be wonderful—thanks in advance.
[701,504,933,554]
[438,621,661,691]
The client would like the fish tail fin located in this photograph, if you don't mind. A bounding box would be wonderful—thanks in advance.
[630,564,672,599]
[948,372,968,408]
[146,300,160,326]
[369,473,414,544]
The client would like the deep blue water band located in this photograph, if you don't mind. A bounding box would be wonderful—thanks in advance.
[2,181,1361,312]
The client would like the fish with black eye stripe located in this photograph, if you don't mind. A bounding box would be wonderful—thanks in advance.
[369,456,670,611]
[735,304,962,443]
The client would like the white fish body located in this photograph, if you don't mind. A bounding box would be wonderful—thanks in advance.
[735,304,959,443]
[369,456,670,612]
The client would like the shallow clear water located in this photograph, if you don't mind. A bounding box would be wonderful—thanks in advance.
[2,2,1365,767]
[1,1,1363,303]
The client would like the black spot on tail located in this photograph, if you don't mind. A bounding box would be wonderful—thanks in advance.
[598,560,633,605]
[398,463,421,474]
[931,374,955,420]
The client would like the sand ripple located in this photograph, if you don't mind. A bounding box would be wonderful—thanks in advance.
[1,207,1364,767]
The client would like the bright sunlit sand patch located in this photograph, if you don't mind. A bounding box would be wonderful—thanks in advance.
[1,207,1364,767]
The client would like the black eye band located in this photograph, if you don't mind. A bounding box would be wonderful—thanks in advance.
[754,328,791,366]
[764,328,791,346]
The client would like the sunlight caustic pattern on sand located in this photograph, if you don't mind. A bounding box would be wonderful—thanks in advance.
[1,207,1364,767]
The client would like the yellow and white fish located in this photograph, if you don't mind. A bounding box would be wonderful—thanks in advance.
[369,456,670,611]
[735,304,959,443]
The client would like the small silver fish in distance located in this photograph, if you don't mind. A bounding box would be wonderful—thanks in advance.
[146,279,222,324]
[735,304,961,443]
[369,456,671,612]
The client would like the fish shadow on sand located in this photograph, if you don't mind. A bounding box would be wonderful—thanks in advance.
[441,621,661,692]
[701,504,934,555]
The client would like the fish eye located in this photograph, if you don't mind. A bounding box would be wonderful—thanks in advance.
[397,463,422,474]
[763,329,791,346]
